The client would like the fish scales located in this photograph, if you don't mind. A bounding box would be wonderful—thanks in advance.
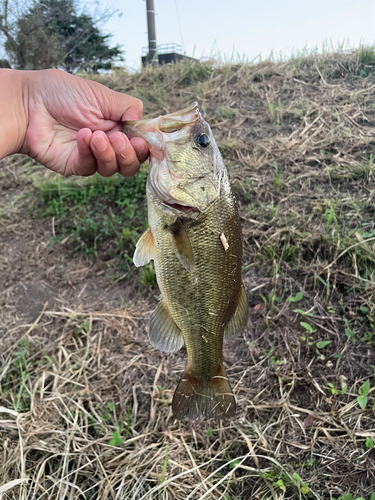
[150,187,242,373]
[124,102,248,420]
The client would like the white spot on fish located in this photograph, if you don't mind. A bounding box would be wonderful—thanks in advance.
[220,233,229,251]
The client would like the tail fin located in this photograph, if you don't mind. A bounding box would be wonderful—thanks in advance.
[172,364,236,420]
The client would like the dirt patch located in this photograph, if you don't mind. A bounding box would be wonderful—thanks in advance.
[15,281,58,321]
[0,212,150,333]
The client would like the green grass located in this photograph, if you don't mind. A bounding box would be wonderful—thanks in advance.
[358,46,375,77]
[29,168,148,266]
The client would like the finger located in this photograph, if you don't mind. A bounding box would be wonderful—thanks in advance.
[109,132,141,177]
[95,81,144,122]
[90,131,118,177]
[121,97,143,121]
[130,137,149,164]
[74,128,97,176]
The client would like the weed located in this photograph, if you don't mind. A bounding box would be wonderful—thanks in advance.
[295,308,314,317]
[301,322,316,334]
[327,383,340,395]
[357,46,375,77]
[357,379,371,410]
[316,340,331,349]
[160,446,169,483]
[289,292,303,302]
[366,437,374,449]
[270,356,285,366]
[109,429,124,446]
[139,262,157,287]
[274,162,282,189]
[7,338,32,412]
[268,99,283,125]
[260,291,282,315]
[334,493,375,500]
[77,320,90,333]
[306,457,315,468]
[316,340,331,360]
[344,327,355,340]
[266,468,309,496]
[325,205,339,234]
[157,387,169,406]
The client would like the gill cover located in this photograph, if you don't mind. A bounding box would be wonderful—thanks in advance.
[123,102,225,213]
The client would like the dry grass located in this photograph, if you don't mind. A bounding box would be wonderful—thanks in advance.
[2,47,375,499]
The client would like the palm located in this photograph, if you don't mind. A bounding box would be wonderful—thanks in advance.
[23,70,145,176]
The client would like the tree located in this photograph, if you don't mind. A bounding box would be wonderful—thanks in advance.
[0,0,124,72]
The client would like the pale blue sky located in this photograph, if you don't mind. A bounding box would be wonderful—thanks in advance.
[103,0,375,71]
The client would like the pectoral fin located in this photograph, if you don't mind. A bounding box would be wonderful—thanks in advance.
[168,219,195,272]
[224,284,249,339]
[149,301,185,353]
[133,227,155,267]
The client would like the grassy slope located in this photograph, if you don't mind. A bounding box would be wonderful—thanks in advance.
[1,48,375,499]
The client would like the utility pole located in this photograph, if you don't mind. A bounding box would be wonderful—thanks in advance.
[146,0,157,64]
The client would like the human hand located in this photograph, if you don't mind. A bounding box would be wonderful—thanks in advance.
[20,69,149,177]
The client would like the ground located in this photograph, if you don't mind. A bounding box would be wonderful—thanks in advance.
[1,49,375,499]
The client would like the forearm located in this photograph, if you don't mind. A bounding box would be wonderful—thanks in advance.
[0,69,29,161]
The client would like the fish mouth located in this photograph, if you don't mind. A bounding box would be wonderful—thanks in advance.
[163,201,200,214]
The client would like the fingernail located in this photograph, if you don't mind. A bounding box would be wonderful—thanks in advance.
[92,133,107,152]
[111,134,126,152]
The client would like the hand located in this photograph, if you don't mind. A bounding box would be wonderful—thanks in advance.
[21,69,149,177]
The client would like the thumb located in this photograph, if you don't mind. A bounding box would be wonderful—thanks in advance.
[122,99,143,121]
[107,87,143,122]
[91,79,144,123]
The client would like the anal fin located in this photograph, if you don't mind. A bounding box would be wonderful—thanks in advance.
[149,301,184,353]
[133,227,155,267]
[172,363,236,420]
[168,219,195,272]
[224,284,249,339]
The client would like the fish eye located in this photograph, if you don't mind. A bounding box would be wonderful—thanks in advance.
[196,133,210,148]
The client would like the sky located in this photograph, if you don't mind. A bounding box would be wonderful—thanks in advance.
[101,0,375,71]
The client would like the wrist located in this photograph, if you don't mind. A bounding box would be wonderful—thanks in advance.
[0,69,29,160]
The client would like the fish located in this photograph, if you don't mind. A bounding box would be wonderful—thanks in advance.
[123,102,248,420]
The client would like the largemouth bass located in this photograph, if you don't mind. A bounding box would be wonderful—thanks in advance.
[123,102,248,420]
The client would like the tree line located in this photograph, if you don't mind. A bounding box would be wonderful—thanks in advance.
[0,0,124,72]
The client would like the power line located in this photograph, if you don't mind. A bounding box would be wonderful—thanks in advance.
[174,0,185,54]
